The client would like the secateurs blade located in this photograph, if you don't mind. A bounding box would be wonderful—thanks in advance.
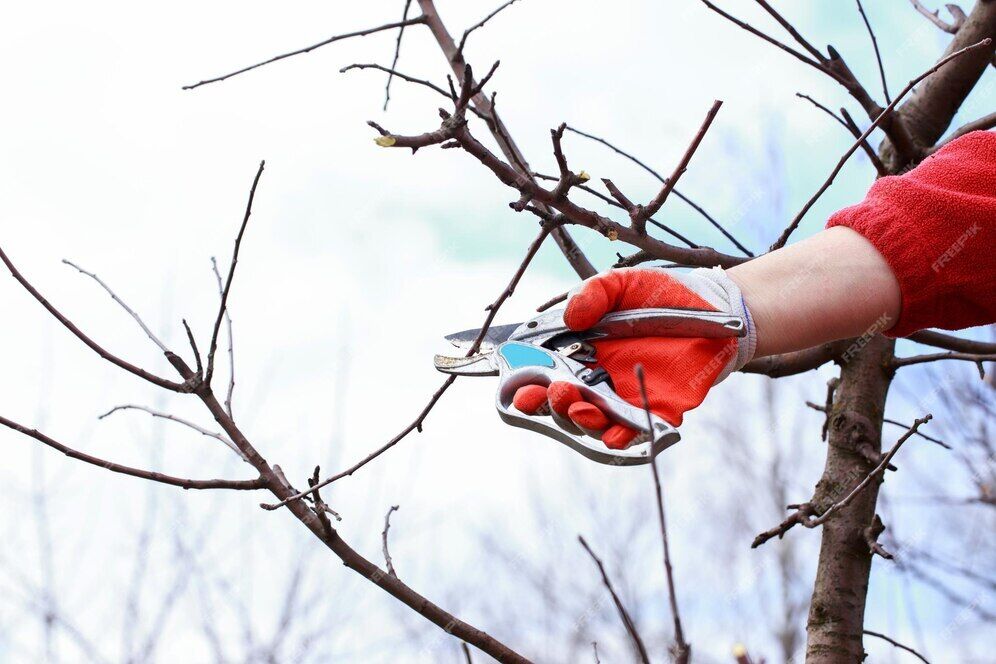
[435,307,746,466]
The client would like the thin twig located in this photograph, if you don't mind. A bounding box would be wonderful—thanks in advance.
[635,366,689,663]
[0,246,186,391]
[856,0,890,103]
[770,38,992,250]
[382,505,400,578]
[863,629,931,663]
[62,260,169,352]
[563,124,752,254]
[465,224,552,357]
[891,351,996,379]
[99,404,243,457]
[455,0,522,60]
[260,375,456,511]
[183,16,429,90]
[752,415,932,547]
[839,108,889,176]
[931,111,996,151]
[908,329,996,354]
[633,100,722,231]
[0,414,265,490]
[535,291,568,312]
[206,161,265,387]
[384,0,414,110]
[805,401,949,449]
[182,319,204,377]
[342,63,453,100]
[909,0,962,33]
[578,536,650,664]
[462,642,474,664]
[210,258,236,417]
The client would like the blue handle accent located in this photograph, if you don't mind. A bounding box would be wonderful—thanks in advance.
[499,342,556,369]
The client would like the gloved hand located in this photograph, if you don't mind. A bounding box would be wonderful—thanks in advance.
[512,267,756,449]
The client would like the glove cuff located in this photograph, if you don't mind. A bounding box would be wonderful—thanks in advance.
[682,266,757,382]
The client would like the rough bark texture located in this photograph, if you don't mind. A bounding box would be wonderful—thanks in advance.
[805,336,895,662]
[805,3,995,660]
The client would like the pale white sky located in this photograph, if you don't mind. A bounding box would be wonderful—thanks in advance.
[0,1,992,662]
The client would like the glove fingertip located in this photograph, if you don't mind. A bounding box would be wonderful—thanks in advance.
[563,279,611,330]
[603,425,637,450]
[567,401,610,431]
[513,384,549,415]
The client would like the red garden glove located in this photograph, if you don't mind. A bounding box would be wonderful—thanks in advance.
[512,267,756,450]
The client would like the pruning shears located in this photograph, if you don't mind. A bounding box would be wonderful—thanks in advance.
[435,307,746,465]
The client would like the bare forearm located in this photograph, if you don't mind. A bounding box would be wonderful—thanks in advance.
[729,226,901,357]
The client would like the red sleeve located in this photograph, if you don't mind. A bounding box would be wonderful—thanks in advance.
[826,130,996,338]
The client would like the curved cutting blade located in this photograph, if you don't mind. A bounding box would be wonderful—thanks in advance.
[444,322,521,352]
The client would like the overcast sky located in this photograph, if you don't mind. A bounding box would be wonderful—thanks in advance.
[1,1,992,662]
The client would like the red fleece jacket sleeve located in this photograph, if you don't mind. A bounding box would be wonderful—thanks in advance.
[826,130,996,338]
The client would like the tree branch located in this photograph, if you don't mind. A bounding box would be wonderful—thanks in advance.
[930,110,996,151]
[770,38,991,250]
[564,125,753,256]
[0,246,187,392]
[206,160,265,387]
[635,366,689,664]
[183,16,429,90]
[856,0,891,103]
[98,404,244,458]
[210,258,236,417]
[910,0,963,33]
[455,0,522,61]
[0,414,266,491]
[740,339,850,377]
[383,0,415,110]
[631,100,722,232]
[863,629,932,663]
[382,505,400,578]
[578,535,650,664]
[908,329,996,354]
[752,415,932,547]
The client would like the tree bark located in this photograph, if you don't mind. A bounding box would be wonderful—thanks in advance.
[804,335,895,662]
[805,4,994,660]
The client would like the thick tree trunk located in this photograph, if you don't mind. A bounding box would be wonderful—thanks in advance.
[805,4,994,660]
[804,336,895,662]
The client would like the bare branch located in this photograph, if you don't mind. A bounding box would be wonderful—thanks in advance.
[564,125,753,256]
[183,16,429,90]
[740,339,850,377]
[342,63,454,101]
[536,290,567,312]
[805,401,950,449]
[0,246,187,392]
[891,351,996,378]
[382,505,400,578]
[98,404,243,457]
[908,329,996,354]
[770,38,992,250]
[839,107,889,176]
[635,366,689,664]
[384,0,415,110]
[856,0,891,102]
[466,224,552,356]
[416,0,596,278]
[863,629,932,663]
[753,415,932,547]
[0,414,265,490]
[62,259,169,353]
[455,0,522,60]
[910,0,963,33]
[632,100,722,232]
[930,110,996,151]
[698,1,824,71]
[206,160,265,387]
[210,258,236,417]
[578,535,650,664]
